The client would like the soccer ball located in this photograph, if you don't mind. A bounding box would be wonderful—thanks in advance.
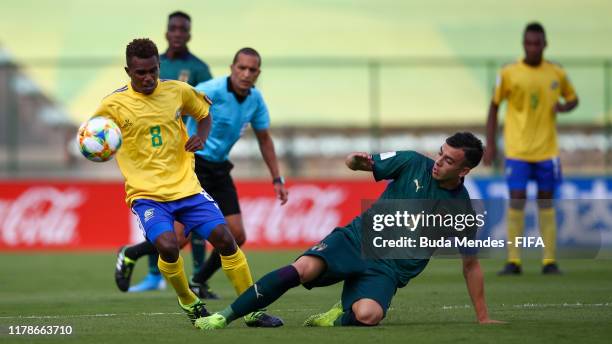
[77,116,122,162]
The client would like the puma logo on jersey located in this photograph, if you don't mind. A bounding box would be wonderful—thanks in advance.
[254,284,264,299]
[413,179,423,192]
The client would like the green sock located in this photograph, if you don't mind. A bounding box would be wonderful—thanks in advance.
[191,233,206,275]
[148,254,161,275]
[226,265,301,323]
[219,305,237,322]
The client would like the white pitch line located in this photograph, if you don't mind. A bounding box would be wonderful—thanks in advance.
[2,303,610,320]
[441,302,612,310]
[0,312,188,320]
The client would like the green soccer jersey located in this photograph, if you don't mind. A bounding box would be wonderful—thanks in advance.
[160,51,212,87]
[344,150,473,287]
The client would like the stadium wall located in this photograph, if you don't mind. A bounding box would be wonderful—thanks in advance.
[0,178,610,251]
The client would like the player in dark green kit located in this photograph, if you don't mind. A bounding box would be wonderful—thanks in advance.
[195,132,503,329]
[160,11,212,85]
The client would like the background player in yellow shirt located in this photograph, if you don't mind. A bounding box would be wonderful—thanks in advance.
[484,22,579,275]
[104,38,281,327]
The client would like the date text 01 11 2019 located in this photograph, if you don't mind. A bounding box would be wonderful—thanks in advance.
[372,236,545,248]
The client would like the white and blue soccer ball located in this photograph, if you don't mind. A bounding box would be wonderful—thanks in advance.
[77,116,122,162]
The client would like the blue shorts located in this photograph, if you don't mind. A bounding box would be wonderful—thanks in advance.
[505,158,562,193]
[131,191,226,243]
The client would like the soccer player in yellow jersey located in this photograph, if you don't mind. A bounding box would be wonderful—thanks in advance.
[101,38,282,327]
[484,23,579,275]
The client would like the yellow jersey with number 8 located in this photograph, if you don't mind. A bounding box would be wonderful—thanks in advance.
[493,60,577,162]
[94,80,210,205]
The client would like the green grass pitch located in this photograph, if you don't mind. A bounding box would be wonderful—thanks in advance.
[1,251,611,343]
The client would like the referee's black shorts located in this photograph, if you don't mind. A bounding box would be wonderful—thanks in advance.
[194,156,241,216]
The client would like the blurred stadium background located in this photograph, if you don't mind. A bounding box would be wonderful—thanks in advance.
[0,1,611,342]
[1,0,611,178]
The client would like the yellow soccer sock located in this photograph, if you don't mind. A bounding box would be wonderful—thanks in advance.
[507,208,525,265]
[539,207,557,265]
[158,255,197,306]
[220,247,254,295]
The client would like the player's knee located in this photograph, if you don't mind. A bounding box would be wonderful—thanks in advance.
[509,199,526,210]
[226,215,246,246]
[208,224,238,255]
[354,311,382,326]
[292,256,324,283]
[233,231,246,246]
[177,234,191,249]
[353,301,384,326]
[155,237,179,262]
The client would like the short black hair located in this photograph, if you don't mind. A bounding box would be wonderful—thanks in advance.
[446,132,484,169]
[125,38,159,66]
[169,11,191,22]
[232,47,261,67]
[524,22,546,37]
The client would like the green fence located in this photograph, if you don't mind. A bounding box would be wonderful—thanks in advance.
[1,56,610,174]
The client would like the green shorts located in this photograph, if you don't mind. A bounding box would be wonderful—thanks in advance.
[301,227,397,316]
[341,265,397,317]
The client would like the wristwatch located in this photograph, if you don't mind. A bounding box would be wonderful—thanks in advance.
[272,176,285,185]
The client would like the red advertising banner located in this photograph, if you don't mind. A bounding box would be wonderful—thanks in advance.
[238,180,385,249]
[0,180,385,251]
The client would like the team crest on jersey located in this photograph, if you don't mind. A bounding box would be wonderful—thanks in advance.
[175,108,182,120]
[144,208,155,223]
[310,243,327,252]
[551,81,559,90]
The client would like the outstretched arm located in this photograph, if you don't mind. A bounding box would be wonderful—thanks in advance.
[462,255,505,324]
[345,152,374,171]
[255,129,288,205]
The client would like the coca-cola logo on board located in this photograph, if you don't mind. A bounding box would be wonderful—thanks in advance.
[240,184,348,244]
[0,187,85,246]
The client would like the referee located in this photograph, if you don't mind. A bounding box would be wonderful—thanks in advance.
[186,47,288,296]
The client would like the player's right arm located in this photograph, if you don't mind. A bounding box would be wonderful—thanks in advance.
[92,97,119,122]
[484,68,507,166]
[484,102,499,166]
[352,150,421,179]
[345,152,374,171]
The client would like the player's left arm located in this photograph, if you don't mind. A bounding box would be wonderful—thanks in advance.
[462,255,505,324]
[185,114,211,152]
[254,129,288,205]
[554,97,579,113]
[554,69,579,113]
[183,84,213,152]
